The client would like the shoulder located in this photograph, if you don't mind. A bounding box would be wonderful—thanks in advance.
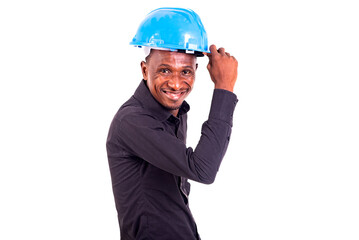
[107,98,164,150]
[110,96,163,133]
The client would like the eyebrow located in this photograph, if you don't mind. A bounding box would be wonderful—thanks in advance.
[158,64,194,69]
[158,64,171,68]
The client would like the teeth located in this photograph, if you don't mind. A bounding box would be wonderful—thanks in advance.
[163,90,184,100]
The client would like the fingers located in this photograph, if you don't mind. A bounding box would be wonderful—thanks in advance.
[209,45,226,56]
[206,44,236,71]
[219,48,231,58]
[218,47,225,55]
[209,44,218,55]
[207,44,232,57]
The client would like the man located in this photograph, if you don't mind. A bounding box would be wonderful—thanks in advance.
[106,8,238,239]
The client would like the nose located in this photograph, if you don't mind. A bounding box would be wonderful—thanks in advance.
[167,75,181,90]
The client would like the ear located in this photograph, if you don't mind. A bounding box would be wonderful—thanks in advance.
[195,63,198,70]
[141,61,148,80]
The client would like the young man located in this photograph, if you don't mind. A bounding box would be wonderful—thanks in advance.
[107,8,238,240]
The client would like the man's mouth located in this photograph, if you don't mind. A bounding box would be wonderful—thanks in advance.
[161,89,187,101]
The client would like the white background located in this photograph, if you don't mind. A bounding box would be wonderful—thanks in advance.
[1,0,358,239]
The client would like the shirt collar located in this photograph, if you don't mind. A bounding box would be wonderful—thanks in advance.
[133,80,190,122]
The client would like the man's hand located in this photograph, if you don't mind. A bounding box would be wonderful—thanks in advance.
[205,44,238,92]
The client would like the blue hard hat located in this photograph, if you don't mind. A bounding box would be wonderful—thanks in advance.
[130,7,209,56]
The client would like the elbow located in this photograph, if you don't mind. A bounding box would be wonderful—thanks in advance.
[202,178,215,185]
[198,173,217,185]
[191,152,220,185]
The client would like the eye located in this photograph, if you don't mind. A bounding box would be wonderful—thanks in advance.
[160,68,170,74]
[182,69,192,75]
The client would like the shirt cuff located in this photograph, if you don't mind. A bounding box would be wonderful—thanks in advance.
[208,89,238,126]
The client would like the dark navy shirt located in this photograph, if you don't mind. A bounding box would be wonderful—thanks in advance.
[106,80,237,240]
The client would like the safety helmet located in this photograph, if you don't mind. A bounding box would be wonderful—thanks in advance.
[130,7,209,56]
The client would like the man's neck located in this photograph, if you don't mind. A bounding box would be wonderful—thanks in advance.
[170,109,179,117]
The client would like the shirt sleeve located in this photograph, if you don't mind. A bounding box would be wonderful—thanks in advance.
[112,89,238,184]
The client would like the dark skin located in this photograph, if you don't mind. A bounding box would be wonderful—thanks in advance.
[141,44,238,116]
[141,50,198,116]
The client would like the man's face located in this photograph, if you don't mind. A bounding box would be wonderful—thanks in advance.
[141,50,198,115]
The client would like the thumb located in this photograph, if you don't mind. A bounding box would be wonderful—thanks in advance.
[207,62,211,71]
[206,53,212,69]
[207,55,212,70]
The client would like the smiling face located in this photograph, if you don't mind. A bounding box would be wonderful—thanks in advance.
[141,49,198,116]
